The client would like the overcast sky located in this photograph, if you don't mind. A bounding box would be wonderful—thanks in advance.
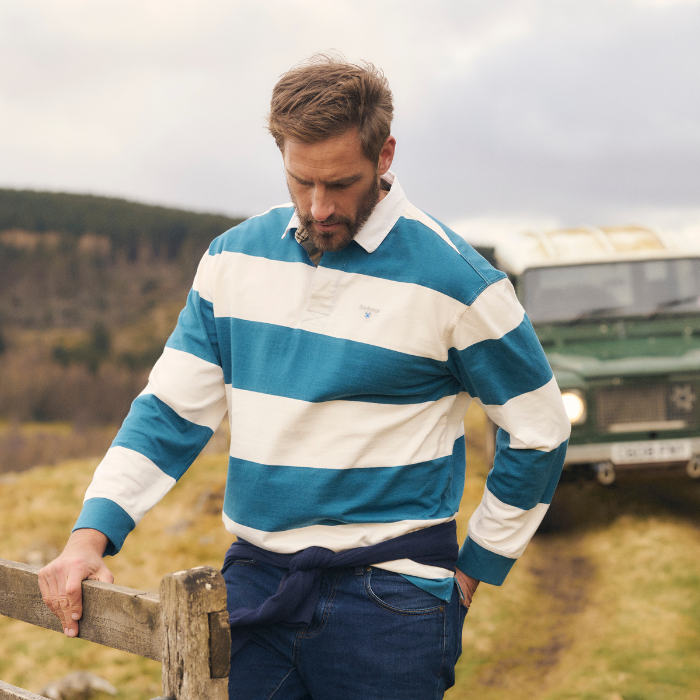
[2,0,700,235]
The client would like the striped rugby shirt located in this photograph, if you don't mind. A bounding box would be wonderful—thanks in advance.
[74,171,570,599]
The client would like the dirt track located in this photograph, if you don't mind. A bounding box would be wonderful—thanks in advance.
[474,532,595,692]
[452,474,700,699]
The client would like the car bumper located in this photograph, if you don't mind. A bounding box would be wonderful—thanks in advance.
[565,437,700,466]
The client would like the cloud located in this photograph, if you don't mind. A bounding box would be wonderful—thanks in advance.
[1,0,699,227]
[399,0,700,223]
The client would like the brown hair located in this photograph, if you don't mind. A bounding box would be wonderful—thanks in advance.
[268,54,394,165]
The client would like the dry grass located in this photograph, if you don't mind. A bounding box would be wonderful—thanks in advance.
[452,406,700,700]
[1,404,700,698]
[0,421,119,475]
[0,446,233,697]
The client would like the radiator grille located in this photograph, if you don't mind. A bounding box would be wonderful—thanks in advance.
[596,382,697,432]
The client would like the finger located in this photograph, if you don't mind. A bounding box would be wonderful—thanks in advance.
[64,568,86,636]
[454,570,479,607]
[37,567,53,613]
[90,562,114,584]
[54,563,80,637]
[43,566,64,619]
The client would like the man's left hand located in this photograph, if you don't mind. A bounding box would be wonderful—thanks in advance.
[454,568,479,608]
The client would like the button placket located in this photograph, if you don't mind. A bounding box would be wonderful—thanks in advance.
[301,265,343,328]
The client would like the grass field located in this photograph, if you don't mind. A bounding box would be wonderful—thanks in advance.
[1,405,700,698]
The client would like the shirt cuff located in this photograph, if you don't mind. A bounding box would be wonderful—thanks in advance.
[73,497,136,556]
[457,536,516,586]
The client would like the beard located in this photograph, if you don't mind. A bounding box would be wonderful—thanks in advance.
[292,175,381,253]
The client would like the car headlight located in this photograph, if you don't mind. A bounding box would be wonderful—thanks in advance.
[561,390,586,424]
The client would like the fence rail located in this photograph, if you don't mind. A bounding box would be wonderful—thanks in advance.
[0,558,230,699]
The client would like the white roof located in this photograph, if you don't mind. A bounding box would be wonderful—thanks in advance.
[490,225,700,275]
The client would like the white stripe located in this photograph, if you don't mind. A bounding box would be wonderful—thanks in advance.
[197,250,471,362]
[208,251,313,324]
[467,486,549,559]
[402,201,462,255]
[319,271,463,360]
[451,277,525,351]
[193,204,295,300]
[192,250,217,303]
[373,559,454,580]
[223,511,454,556]
[228,388,471,469]
[140,347,227,431]
[479,377,571,452]
[84,446,177,525]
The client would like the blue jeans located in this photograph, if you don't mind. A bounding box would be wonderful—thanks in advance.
[223,557,468,700]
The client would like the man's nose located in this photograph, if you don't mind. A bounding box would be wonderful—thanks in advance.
[310,187,334,222]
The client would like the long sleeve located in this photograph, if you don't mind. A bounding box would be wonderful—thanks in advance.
[73,251,228,555]
[446,276,570,584]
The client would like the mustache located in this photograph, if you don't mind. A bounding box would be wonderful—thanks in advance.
[300,214,352,228]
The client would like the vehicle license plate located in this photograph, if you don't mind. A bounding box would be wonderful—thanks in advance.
[611,440,692,465]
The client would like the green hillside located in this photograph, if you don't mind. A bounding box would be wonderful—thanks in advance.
[0,188,243,263]
[0,188,244,329]
[0,189,245,428]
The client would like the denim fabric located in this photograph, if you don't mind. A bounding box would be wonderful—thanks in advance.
[223,557,468,700]
[223,521,458,657]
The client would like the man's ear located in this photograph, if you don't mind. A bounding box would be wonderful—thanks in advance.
[377,136,396,176]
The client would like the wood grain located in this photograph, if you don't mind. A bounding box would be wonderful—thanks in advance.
[0,559,231,698]
[0,558,161,661]
[160,566,229,700]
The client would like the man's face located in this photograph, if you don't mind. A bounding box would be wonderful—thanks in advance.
[283,129,394,253]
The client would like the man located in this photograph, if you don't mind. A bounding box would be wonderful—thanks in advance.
[39,56,570,699]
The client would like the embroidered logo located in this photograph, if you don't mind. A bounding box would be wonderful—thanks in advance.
[360,304,380,319]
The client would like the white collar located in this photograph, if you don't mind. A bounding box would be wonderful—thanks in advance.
[282,170,407,254]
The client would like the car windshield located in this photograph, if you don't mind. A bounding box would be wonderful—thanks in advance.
[521,258,700,324]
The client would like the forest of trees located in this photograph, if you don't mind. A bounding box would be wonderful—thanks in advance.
[0,188,245,427]
[0,188,245,329]
[0,188,243,263]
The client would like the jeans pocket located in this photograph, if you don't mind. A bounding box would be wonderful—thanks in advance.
[456,601,468,659]
[221,557,258,575]
[364,567,444,615]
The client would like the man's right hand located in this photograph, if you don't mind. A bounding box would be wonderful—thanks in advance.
[38,529,114,638]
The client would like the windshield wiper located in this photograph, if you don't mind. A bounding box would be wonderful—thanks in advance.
[564,306,626,325]
[645,295,698,319]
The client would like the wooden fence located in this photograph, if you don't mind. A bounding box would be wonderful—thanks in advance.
[0,558,230,699]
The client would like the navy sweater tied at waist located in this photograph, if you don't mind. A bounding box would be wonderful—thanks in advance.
[222,520,459,656]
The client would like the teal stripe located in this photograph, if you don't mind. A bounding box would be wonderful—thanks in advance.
[446,316,553,406]
[487,433,568,509]
[166,289,220,367]
[73,497,135,556]
[112,394,213,480]
[319,219,505,306]
[457,537,516,586]
[401,574,455,602]
[223,438,466,532]
[215,317,462,404]
[206,206,504,305]
[208,206,307,265]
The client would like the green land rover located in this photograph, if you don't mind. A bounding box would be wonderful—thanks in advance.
[476,225,700,486]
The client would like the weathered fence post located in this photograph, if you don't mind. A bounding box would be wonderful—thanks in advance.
[0,558,231,700]
[160,565,230,700]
